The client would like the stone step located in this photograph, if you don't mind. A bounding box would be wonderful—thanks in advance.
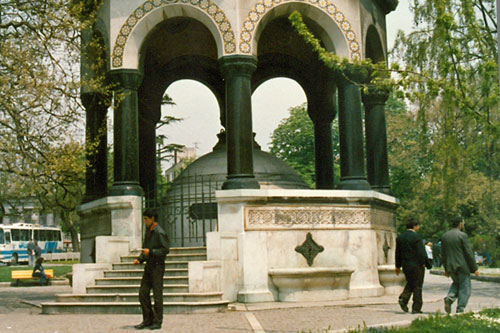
[95,276,188,286]
[87,284,189,294]
[120,253,207,263]
[113,261,188,270]
[104,268,188,278]
[129,247,206,256]
[55,292,223,303]
[41,300,229,315]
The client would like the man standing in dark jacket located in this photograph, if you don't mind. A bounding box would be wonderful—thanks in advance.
[395,217,432,314]
[133,209,170,330]
[442,216,478,314]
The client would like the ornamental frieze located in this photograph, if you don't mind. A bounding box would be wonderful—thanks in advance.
[245,206,395,230]
[246,206,370,230]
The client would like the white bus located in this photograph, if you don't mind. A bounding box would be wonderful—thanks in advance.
[0,223,64,265]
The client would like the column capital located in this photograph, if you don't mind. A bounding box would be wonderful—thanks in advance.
[219,55,257,78]
[336,64,370,86]
[362,86,390,106]
[109,69,143,90]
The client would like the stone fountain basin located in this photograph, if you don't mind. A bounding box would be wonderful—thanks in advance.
[269,267,354,302]
[378,265,406,295]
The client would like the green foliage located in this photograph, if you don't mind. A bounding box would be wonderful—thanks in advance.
[479,308,500,319]
[347,310,500,332]
[0,1,104,250]
[388,0,500,259]
[270,103,339,187]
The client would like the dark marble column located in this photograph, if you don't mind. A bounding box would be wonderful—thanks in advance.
[308,86,336,189]
[362,87,391,194]
[313,119,334,189]
[139,115,157,202]
[109,69,144,196]
[219,56,260,190]
[337,67,371,190]
[82,92,109,202]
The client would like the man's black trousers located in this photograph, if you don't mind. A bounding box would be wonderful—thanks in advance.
[399,265,425,312]
[139,263,165,325]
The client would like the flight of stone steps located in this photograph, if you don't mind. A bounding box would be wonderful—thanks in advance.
[41,247,229,314]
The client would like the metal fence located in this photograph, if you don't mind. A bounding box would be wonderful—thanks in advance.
[147,174,222,248]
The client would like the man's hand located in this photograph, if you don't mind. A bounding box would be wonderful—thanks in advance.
[444,271,449,277]
[474,270,479,276]
[133,259,140,265]
[395,267,400,276]
[141,248,150,256]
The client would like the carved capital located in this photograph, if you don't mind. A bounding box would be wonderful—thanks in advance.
[219,55,257,79]
[337,64,370,86]
[109,69,143,91]
[362,86,390,106]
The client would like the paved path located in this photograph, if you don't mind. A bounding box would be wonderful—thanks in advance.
[0,272,499,332]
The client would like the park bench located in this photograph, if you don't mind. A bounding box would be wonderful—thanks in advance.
[11,269,54,286]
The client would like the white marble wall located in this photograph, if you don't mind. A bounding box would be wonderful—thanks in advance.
[206,189,398,302]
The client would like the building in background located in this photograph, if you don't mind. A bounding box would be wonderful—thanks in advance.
[0,197,57,226]
[164,146,197,183]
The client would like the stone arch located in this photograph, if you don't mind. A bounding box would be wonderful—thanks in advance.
[111,0,236,69]
[365,25,385,63]
[239,0,360,60]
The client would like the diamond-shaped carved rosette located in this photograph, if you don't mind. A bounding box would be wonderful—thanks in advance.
[295,232,324,267]
[383,236,391,264]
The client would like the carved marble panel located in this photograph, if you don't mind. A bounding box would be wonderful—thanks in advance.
[245,205,373,230]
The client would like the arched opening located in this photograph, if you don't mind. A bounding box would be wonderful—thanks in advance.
[161,79,221,172]
[365,25,385,63]
[251,78,307,151]
[136,16,223,203]
[254,14,337,189]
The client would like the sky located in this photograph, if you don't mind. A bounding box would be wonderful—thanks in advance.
[159,0,414,161]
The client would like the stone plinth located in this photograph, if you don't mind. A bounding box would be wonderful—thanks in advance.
[269,267,354,301]
[208,189,398,302]
[78,195,142,263]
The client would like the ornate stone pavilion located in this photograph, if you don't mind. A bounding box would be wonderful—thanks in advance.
[78,0,402,304]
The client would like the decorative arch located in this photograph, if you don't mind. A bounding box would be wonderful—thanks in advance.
[239,0,361,60]
[111,0,236,69]
[365,25,385,63]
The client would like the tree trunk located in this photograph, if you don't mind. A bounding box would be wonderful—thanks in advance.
[69,225,80,252]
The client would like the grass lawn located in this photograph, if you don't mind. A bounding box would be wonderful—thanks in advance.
[0,264,73,282]
[348,308,500,332]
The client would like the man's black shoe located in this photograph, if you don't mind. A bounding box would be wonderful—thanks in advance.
[398,300,409,313]
[134,322,152,330]
[412,310,423,314]
[149,323,162,330]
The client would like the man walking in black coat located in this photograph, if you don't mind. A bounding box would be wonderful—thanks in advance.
[133,209,170,330]
[442,216,478,314]
[395,217,432,314]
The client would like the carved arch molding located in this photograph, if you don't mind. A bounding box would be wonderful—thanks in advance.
[111,0,360,68]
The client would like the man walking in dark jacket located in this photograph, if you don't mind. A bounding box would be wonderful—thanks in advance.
[442,216,478,314]
[395,217,432,314]
[133,209,170,330]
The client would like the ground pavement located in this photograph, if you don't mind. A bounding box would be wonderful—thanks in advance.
[0,271,499,333]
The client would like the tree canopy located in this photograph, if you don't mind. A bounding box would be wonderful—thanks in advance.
[389,0,499,258]
[0,1,101,249]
